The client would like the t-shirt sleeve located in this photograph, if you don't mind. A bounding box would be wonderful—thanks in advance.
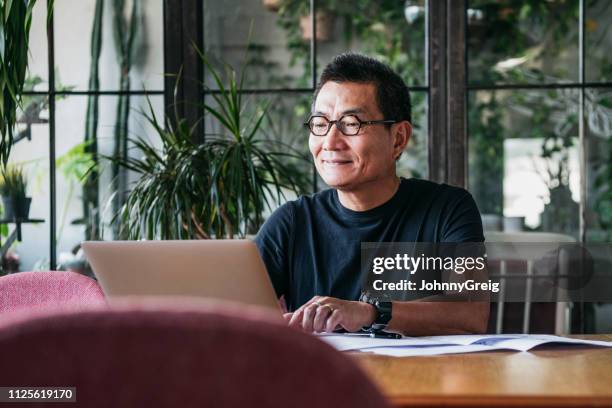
[254,202,294,298]
[441,190,485,243]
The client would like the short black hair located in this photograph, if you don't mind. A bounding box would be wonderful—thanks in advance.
[312,53,411,124]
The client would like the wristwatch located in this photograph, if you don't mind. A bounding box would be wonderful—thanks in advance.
[360,292,393,331]
[370,300,393,331]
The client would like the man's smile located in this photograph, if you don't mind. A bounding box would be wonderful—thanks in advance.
[322,159,352,166]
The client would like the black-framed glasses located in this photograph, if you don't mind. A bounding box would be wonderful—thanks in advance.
[303,115,397,136]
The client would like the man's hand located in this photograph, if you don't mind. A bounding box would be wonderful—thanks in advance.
[284,296,376,333]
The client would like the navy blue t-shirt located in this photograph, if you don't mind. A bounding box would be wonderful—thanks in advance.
[254,178,484,311]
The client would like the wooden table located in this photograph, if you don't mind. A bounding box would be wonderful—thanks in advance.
[353,335,612,407]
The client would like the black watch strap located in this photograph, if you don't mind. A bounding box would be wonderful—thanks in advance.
[370,301,393,331]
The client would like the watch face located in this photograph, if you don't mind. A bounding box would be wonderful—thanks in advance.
[360,290,392,305]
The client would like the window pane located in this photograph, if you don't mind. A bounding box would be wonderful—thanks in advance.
[54,0,164,91]
[468,0,579,85]
[55,96,91,270]
[586,1,612,83]
[469,89,581,238]
[586,88,612,242]
[203,0,308,89]
[316,0,427,87]
[56,96,163,269]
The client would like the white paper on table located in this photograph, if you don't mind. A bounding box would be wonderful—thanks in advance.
[359,344,500,357]
[422,334,612,352]
[319,333,612,355]
[420,334,524,346]
[317,333,453,351]
[480,335,612,352]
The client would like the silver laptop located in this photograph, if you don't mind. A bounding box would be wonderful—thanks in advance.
[81,240,280,312]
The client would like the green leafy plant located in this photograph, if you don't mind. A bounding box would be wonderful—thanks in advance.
[112,47,310,240]
[0,165,28,199]
[111,100,211,240]
[56,142,95,241]
[0,0,37,165]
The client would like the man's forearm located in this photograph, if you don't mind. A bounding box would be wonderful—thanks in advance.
[386,300,490,336]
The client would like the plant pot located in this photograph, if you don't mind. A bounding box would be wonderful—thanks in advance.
[299,12,336,42]
[2,195,32,220]
[262,0,282,12]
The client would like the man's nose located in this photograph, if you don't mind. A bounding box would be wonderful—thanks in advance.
[322,123,346,151]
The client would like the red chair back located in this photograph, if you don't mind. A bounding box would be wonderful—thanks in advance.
[0,271,106,314]
[0,303,390,408]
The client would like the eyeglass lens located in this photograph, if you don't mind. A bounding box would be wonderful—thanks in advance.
[309,115,361,136]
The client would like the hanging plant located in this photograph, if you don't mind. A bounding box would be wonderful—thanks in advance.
[0,0,38,165]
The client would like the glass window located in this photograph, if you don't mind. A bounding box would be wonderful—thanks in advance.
[586,1,612,83]
[586,88,612,242]
[203,0,308,89]
[469,89,581,238]
[54,0,164,91]
[468,0,579,85]
[2,1,164,273]
[315,0,427,87]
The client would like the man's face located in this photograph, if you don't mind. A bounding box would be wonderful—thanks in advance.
[309,81,398,190]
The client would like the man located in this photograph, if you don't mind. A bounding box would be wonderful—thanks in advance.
[255,53,489,336]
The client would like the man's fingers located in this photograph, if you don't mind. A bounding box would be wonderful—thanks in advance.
[313,305,333,332]
[288,309,303,328]
[325,309,342,333]
[283,312,292,322]
[278,295,288,313]
[301,303,319,332]
[291,296,321,318]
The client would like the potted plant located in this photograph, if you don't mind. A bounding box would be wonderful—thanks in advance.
[108,100,213,240]
[278,0,337,42]
[110,46,310,240]
[262,0,282,12]
[0,166,31,220]
[299,10,336,42]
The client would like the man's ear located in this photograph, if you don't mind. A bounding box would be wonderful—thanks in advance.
[392,121,412,160]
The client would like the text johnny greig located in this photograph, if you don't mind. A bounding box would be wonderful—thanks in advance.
[370,253,501,293]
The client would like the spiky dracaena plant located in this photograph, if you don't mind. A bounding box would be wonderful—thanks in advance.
[0,165,27,199]
[195,46,309,238]
[108,97,211,240]
[109,59,308,239]
[111,52,310,239]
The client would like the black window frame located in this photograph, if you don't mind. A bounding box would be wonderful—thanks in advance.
[18,4,165,269]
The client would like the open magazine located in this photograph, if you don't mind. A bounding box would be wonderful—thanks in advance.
[318,333,612,357]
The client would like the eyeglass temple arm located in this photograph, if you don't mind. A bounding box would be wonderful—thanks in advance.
[362,120,397,125]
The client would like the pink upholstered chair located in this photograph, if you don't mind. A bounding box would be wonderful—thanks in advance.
[0,302,391,408]
[0,271,106,314]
